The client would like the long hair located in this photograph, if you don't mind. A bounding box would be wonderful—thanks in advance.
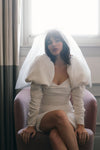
[45,30,71,65]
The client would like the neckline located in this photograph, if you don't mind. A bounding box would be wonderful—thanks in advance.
[52,78,69,86]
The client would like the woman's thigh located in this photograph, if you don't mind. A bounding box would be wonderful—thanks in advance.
[39,110,74,132]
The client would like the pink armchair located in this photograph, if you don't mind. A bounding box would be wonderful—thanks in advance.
[14,87,97,150]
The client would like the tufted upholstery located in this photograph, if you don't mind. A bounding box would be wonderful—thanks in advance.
[14,87,97,150]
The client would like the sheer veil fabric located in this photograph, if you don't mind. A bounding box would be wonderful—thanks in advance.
[15,29,92,89]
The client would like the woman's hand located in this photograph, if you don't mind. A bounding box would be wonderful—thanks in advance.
[20,126,36,144]
[75,125,89,145]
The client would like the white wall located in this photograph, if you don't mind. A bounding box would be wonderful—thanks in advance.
[80,46,100,84]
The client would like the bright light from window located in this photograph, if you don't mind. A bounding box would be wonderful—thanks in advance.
[30,0,99,36]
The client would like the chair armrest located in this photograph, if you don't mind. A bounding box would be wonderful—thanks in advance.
[14,87,30,133]
[79,128,94,150]
[83,89,97,133]
[17,128,51,150]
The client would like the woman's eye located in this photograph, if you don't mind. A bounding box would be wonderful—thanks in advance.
[48,41,52,45]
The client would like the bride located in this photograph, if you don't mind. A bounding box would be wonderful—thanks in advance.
[16,29,91,150]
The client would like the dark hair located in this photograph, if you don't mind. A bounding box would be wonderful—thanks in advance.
[45,30,71,65]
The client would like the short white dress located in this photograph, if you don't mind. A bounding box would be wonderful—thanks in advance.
[35,78,77,132]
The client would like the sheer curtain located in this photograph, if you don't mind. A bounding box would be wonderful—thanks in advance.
[0,0,20,150]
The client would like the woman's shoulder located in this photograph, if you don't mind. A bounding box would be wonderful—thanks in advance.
[69,55,89,72]
[70,55,82,65]
[25,54,54,85]
[27,54,52,71]
[34,54,50,63]
[67,55,91,88]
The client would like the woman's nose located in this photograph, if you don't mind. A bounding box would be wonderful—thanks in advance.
[52,41,56,46]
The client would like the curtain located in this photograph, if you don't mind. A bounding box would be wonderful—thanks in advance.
[0,0,19,150]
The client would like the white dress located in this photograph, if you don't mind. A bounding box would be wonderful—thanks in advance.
[35,79,77,132]
[27,54,87,132]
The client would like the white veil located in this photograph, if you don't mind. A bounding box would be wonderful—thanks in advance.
[15,29,92,89]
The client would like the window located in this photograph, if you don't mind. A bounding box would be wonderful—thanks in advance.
[21,0,100,46]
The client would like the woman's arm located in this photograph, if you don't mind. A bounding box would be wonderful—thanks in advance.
[71,85,89,145]
[71,85,85,126]
[20,82,43,144]
[28,82,43,127]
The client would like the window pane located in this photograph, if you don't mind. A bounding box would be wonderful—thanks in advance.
[31,0,99,36]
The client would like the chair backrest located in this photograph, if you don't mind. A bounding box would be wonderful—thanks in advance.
[14,87,97,134]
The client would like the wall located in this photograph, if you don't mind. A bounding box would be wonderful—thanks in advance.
[19,45,100,150]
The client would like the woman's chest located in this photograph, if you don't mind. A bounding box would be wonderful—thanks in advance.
[53,65,69,84]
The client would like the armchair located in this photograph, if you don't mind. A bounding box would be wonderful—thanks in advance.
[14,87,97,150]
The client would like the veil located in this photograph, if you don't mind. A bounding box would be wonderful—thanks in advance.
[15,29,92,89]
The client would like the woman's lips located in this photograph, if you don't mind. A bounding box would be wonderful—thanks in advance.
[53,48,58,51]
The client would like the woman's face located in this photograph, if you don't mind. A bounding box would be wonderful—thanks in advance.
[47,37,63,56]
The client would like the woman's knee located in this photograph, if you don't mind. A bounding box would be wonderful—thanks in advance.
[54,110,69,124]
[39,110,68,131]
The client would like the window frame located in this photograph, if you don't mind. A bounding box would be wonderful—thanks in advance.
[20,0,100,47]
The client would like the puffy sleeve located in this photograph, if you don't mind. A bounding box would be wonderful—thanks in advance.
[25,54,54,86]
[27,82,43,126]
[67,55,92,89]
[71,85,85,126]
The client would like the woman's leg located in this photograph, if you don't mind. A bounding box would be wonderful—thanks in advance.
[40,110,79,150]
[49,128,68,150]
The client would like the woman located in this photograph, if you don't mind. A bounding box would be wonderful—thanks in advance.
[19,30,91,150]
